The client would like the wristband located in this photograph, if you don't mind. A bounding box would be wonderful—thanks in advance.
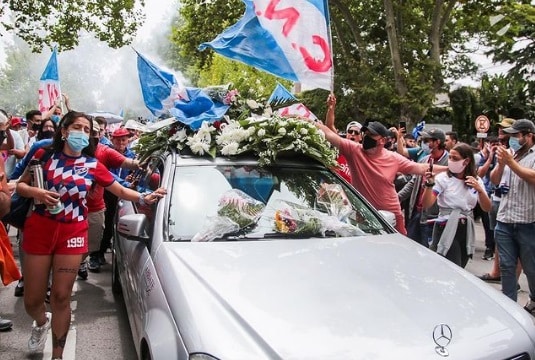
[138,192,149,206]
[424,182,435,188]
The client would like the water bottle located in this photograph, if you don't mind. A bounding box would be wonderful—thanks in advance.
[29,159,63,214]
[29,159,45,205]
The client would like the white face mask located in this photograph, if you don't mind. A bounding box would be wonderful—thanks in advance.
[448,159,466,174]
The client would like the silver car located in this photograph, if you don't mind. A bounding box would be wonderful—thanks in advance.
[113,152,535,360]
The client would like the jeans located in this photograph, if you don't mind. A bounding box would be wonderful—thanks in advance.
[495,221,535,302]
[406,212,432,248]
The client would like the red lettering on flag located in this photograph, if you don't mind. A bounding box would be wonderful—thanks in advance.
[299,35,332,72]
[264,0,299,37]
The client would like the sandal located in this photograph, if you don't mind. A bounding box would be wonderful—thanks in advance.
[478,273,501,282]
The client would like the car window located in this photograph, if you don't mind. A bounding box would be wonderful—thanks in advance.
[168,165,392,241]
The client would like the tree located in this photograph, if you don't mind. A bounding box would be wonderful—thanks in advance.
[483,2,535,80]
[0,0,146,52]
[0,37,150,117]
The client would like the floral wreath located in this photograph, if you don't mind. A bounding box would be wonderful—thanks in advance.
[135,88,338,167]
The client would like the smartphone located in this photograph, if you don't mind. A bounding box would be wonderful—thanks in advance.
[399,121,407,132]
[429,158,434,173]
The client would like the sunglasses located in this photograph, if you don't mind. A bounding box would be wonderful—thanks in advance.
[347,130,360,135]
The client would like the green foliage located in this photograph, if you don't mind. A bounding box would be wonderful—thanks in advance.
[483,2,535,80]
[449,86,481,141]
[479,74,535,120]
[196,55,291,100]
[0,44,40,114]
[1,0,146,52]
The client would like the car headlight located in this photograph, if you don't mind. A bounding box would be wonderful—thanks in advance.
[189,353,220,360]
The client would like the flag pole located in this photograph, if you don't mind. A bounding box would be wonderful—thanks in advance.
[53,47,65,114]
[324,0,335,94]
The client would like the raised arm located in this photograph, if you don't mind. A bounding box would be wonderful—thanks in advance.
[325,93,337,133]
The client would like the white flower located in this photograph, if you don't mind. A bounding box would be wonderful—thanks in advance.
[246,99,260,109]
[221,142,240,155]
[187,138,211,155]
[300,128,309,135]
[170,128,188,142]
[278,127,287,135]
[257,129,266,137]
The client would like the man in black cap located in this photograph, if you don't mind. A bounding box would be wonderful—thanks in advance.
[398,128,449,246]
[491,119,535,309]
[314,120,447,234]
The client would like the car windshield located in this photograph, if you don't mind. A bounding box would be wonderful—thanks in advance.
[168,164,392,241]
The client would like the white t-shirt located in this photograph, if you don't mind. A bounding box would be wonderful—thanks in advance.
[1,129,24,178]
[432,172,483,221]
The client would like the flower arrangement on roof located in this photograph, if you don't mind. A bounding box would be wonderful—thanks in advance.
[135,87,338,167]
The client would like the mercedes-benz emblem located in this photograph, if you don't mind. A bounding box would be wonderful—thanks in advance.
[433,324,453,357]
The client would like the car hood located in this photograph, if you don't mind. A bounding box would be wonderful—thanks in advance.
[155,234,535,359]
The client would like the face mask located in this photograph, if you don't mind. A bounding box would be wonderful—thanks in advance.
[66,130,89,152]
[362,135,378,150]
[40,130,55,139]
[509,137,522,152]
[448,159,466,174]
[421,142,431,155]
[51,115,61,124]
[384,141,392,149]
[32,123,40,131]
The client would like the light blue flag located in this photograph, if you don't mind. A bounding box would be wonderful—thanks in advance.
[136,51,178,116]
[169,88,230,130]
[38,48,61,113]
[268,83,297,105]
[136,51,230,130]
[199,0,333,91]
[412,121,426,139]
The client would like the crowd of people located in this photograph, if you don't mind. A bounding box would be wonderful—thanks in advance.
[1,92,534,357]
[320,94,535,315]
[0,98,166,360]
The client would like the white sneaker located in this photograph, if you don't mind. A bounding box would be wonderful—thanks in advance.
[28,312,51,352]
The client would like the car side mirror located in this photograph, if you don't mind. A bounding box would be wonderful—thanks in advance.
[117,213,150,242]
[378,210,396,229]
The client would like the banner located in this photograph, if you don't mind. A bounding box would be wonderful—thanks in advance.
[199,0,333,91]
[38,48,61,113]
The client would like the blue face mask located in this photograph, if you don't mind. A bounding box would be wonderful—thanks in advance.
[509,137,522,152]
[67,130,89,152]
[421,142,432,155]
[51,115,61,124]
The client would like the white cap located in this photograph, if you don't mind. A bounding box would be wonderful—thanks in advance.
[124,119,139,130]
[346,121,362,132]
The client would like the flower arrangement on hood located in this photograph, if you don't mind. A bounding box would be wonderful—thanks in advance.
[135,88,338,167]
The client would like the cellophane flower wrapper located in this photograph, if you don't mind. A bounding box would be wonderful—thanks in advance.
[274,200,323,236]
[192,189,265,242]
[191,216,240,242]
[316,183,353,220]
[274,199,361,237]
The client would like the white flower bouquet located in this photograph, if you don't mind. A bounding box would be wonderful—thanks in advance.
[192,189,265,242]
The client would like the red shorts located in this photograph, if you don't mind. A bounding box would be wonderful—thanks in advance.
[22,214,89,255]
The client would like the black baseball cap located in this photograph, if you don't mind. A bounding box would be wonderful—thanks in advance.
[503,119,535,134]
[420,128,446,142]
[361,121,389,137]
